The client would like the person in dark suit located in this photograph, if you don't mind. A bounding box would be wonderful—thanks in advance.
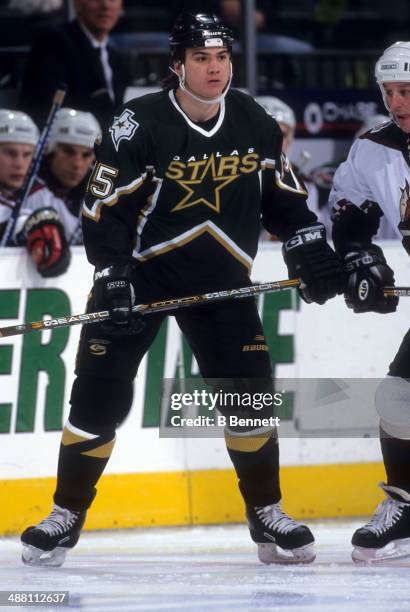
[20,0,132,130]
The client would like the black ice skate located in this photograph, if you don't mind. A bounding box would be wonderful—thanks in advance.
[352,483,410,563]
[246,501,315,564]
[21,503,86,567]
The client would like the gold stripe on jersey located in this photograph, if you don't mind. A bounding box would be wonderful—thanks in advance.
[225,429,274,452]
[133,220,253,271]
[262,154,307,196]
[276,154,307,196]
[82,173,148,222]
[61,420,98,445]
[61,421,116,458]
[81,438,116,458]
[61,427,89,446]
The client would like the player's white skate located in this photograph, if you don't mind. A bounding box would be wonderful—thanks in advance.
[352,483,410,563]
[246,501,315,564]
[21,503,86,567]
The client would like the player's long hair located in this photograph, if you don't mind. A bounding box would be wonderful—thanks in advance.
[161,71,180,91]
[161,52,182,90]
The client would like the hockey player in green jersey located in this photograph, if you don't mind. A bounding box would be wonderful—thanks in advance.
[21,12,345,567]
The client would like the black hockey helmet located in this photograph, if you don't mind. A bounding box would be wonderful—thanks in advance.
[169,12,234,60]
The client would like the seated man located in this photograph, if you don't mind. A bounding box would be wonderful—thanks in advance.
[20,0,131,130]
[16,108,101,277]
[0,109,39,241]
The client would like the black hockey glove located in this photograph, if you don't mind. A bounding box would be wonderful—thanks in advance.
[343,244,398,313]
[93,264,145,336]
[22,208,71,278]
[282,224,345,304]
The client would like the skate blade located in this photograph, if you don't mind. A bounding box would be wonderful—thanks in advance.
[258,542,316,565]
[22,544,67,567]
[352,537,410,564]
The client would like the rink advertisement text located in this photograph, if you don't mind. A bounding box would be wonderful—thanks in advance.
[0,244,406,448]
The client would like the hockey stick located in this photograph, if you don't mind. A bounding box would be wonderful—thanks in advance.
[383,287,410,297]
[0,278,300,338]
[1,278,403,339]
[0,84,67,247]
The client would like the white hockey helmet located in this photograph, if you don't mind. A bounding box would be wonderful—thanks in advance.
[0,109,39,145]
[47,108,101,152]
[255,96,296,129]
[375,42,410,112]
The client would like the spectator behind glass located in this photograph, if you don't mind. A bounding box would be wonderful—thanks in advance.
[20,0,132,130]
[0,110,39,242]
[15,108,101,278]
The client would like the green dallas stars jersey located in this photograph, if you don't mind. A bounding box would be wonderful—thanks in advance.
[82,88,316,293]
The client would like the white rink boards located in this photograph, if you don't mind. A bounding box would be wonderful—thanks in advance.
[1,242,409,480]
[0,242,409,532]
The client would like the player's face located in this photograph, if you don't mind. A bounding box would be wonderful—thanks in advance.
[0,143,34,190]
[181,47,231,99]
[278,122,295,154]
[50,143,95,189]
[383,82,410,133]
[74,0,122,38]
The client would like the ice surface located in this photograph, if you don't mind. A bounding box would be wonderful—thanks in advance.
[1,520,410,611]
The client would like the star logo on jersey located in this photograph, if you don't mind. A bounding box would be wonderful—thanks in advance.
[109,109,139,151]
[171,154,239,213]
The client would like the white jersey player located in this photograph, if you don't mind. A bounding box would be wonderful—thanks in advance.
[330,41,410,563]
[0,109,38,239]
[331,119,406,242]
[16,108,100,277]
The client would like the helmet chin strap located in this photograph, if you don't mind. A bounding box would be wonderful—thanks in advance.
[170,62,233,105]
